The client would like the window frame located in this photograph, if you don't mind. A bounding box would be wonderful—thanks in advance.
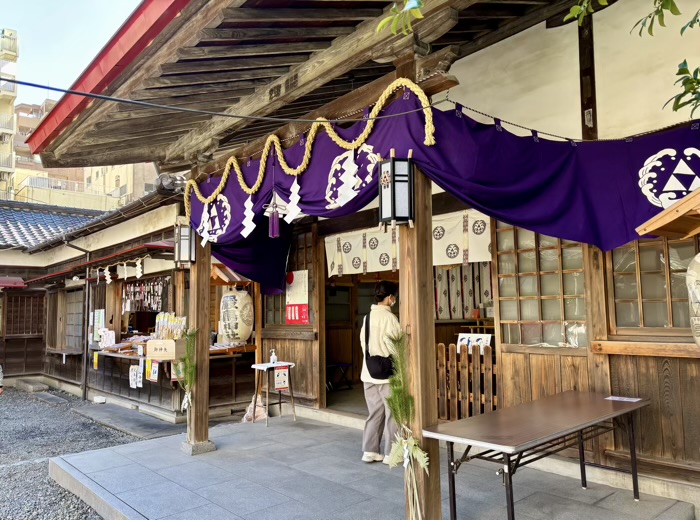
[606,236,695,338]
[496,223,587,348]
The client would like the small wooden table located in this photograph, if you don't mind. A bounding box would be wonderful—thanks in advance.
[423,391,649,520]
[251,361,296,426]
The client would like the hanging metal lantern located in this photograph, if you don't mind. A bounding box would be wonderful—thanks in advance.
[174,216,196,267]
[378,156,415,224]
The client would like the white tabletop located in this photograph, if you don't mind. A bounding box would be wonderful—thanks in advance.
[252,361,296,370]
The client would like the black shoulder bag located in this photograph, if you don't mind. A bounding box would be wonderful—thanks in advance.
[363,313,395,380]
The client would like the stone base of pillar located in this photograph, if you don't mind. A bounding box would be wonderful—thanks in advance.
[181,440,217,456]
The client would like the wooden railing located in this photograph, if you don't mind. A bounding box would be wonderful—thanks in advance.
[436,343,497,421]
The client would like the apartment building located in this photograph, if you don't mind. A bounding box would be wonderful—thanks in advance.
[0,29,18,197]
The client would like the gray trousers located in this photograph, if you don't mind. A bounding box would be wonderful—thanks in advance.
[362,382,398,454]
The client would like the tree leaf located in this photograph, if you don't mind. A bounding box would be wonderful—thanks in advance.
[376,15,394,33]
[648,16,655,36]
[669,0,681,16]
[659,11,666,27]
[411,8,424,19]
[391,14,400,34]
[598,0,608,5]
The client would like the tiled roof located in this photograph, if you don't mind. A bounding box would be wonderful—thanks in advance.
[0,201,102,249]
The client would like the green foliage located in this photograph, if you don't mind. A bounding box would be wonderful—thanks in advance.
[376,1,425,36]
[564,1,699,117]
[177,329,197,393]
[665,60,700,117]
[385,331,414,428]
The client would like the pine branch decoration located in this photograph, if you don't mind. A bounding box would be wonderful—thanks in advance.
[385,331,430,520]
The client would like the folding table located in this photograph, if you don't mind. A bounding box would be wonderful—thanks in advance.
[423,391,649,520]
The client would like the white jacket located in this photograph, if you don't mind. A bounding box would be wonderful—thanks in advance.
[360,304,402,384]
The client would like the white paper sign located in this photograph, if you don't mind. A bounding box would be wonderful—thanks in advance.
[93,310,105,341]
[457,333,492,355]
[129,365,138,389]
[605,396,642,402]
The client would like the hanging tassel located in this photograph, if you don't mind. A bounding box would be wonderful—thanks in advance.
[269,201,280,238]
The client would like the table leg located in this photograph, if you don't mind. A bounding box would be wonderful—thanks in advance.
[578,430,587,489]
[289,366,296,421]
[503,454,515,520]
[265,369,270,427]
[252,370,260,424]
[447,442,457,520]
[279,380,283,417]
[627,413,640,501]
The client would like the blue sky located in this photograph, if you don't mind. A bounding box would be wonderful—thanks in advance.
[3,0,142,105]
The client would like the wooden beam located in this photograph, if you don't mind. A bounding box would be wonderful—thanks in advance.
[459,0,575,58]
[131,84,260,101]
[49,0,243,161]
[110,101,239,120]
[578,15,597,141]
[458,8,520,19]
[94,112,211,132]
[177,41,331,60]
[142,67,290,88]
[121,91,244,110]
[186,238,214,450]
[199,27,355,41]
[221,7,382,22]
[592,341,700,359]
[43,147,167,168]
[166,0,473,163]
[160,54,309,75]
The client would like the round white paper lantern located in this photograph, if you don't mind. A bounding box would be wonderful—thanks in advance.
[220,288,254,343]
[686,252,700,347]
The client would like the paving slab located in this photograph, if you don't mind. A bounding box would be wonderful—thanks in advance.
[31,391,68,405]
[15,378,49,392]
[73,404,186,439]
[49,416,693,520]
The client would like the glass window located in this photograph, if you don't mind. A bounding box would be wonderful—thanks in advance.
[608,237,697,333]
[495,224,586,348]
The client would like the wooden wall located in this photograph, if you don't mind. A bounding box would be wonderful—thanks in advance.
[499,349,590,408]
[608,355,700,477]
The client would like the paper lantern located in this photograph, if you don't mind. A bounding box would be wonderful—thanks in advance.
[379,157,414,224]
[220,289,254,343]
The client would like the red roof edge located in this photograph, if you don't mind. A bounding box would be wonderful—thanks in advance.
[27,0,191,155]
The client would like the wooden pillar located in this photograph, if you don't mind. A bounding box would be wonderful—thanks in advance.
[395,48,442,520]
[578,15,598,141]
[399,165,441,519]
[174,269,186,317]
[312,222,326,409]
[253,282,263,364]
[183,239,215,454]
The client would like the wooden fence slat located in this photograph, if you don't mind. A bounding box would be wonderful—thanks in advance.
[437,343,447,420]
[448,343,458,421]
[472,347,482,416]
[460,346,469,418]
[483,345,493,413]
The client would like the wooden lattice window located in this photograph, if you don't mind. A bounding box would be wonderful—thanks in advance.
[5,293,44,336]
[607,237,695,336]
[495,222,587,347]
[264,231,314,326]
[65,289,84,350]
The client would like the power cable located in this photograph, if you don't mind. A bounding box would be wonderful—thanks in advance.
[1,77,443,124]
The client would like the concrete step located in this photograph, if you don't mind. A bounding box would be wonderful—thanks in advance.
[15,379,49,393]
[32,392,68,406]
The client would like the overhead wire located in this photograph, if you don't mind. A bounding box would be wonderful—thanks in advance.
[1,77,445,124]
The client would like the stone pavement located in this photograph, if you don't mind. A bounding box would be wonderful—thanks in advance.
[50,416,694,520]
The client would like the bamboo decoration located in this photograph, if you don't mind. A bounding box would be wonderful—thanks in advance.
[385,331,430,520]
[184,77,435,219]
